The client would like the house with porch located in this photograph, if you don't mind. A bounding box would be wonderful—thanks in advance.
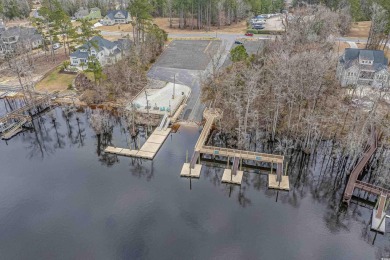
[69,36,131,68]
[102,10,131,25]
[337,48,390,89]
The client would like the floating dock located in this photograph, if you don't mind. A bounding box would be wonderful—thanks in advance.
[104,128,171,159]
[371,194,388,233]
[182,108,289,190]
[222,169,243,185]
[180,163,202,178]
[268,174,290,191]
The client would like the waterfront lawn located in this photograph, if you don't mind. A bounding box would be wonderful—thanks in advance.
[36,67,78,93]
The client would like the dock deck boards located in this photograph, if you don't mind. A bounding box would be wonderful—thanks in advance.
[221,169,243,185]
[183,108,289,189]
[268,174,290,191]
[180,163,202,178]
[104,128,171,160]
[371,209,386,233]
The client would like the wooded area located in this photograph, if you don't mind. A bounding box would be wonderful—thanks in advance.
[201,6,390,159]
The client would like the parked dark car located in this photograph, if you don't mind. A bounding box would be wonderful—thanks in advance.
[234,40,243,45]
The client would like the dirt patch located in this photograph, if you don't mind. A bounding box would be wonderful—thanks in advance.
[347,21,371,38]
[32,51,68,75]
[335,41,368,53]
[335,42,353,53]
[1,50,68,89]
[98,23,133,32]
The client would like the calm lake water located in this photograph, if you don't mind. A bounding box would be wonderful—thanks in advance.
[0,103,388,259]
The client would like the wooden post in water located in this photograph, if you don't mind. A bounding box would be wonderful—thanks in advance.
[227,156,229,168]
[240,151,242,171]
[284,162,288,176]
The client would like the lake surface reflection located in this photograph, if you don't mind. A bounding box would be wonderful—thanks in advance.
[0,104,388,259]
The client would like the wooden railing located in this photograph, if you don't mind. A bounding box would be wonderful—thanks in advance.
[200,146,284,164]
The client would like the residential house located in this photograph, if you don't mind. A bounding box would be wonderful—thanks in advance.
[88,8,102,20]
[0,27,43,57]
[102,10,131,25]
[69,36,131,67]
[337,48,390,89]
[74,7,101,20]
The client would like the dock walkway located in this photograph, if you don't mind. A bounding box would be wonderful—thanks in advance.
[182,108,289,190]
[0,95,52,139]
[343,130,390,204]
[105,128,171,159]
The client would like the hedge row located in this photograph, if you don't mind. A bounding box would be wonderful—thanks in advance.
[246,29,283,35]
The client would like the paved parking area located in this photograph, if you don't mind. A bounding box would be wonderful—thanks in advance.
[155,40,221,71]
[148,39,226,122]
[222,40,265,68]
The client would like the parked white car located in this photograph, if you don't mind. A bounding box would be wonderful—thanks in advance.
[52,43,61,50]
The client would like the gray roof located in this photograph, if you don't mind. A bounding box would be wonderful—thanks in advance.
[70,36,131,60]
[105,10,129,20]
[340,48,388,71]
[1,27,42,41]
[81,36,117,51]
[359,49,374,61]
[75,7,89,17]
[70,49,89,59]
[71,36,118,58]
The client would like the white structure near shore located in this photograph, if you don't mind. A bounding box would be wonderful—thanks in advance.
[130,82,191,115]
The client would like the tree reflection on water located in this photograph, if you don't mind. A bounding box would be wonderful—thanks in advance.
[8,106,389,257]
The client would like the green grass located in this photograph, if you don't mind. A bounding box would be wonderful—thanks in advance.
[36,67,78,92]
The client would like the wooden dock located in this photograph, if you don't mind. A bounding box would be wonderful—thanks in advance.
[180,163,202,178]
[104,128,171,159]
[182,108,289,190]
[0,95,52,139]
[343,129,390,204]
[371,194,389,233]
[222,169,244,185]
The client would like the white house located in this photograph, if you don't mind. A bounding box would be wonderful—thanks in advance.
[337,48,390,89]
[102,10,131,26]
[69,36,131,68]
